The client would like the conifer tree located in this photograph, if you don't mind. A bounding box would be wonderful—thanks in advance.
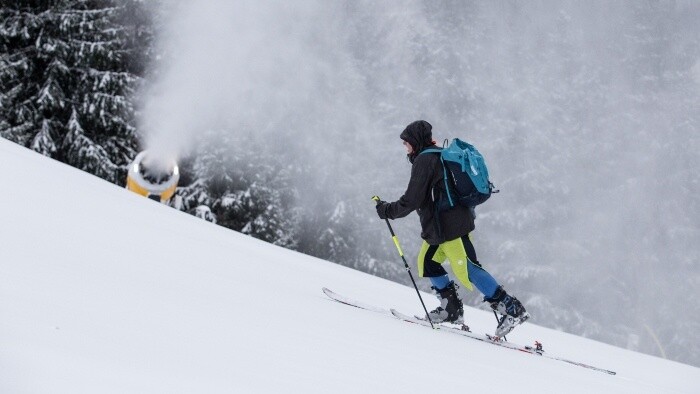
[177,130,301,249]
[0,0,150,184]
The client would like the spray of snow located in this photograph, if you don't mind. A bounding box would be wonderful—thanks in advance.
[138,0,374,168]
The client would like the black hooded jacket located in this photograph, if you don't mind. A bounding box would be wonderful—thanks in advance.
[383,121,475,245]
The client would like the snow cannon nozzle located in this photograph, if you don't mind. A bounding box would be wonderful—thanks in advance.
[140,155,177,185]
[126,151,180,203]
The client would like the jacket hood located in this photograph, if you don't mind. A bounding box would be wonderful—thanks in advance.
[400,120,434,162]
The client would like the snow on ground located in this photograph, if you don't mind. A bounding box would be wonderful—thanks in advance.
[1,137,698,393]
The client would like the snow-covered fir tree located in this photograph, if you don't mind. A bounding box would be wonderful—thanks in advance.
[0,0,151,184]
[176,130,301,249]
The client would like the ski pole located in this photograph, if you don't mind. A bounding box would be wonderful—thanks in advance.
[372,196,435,329]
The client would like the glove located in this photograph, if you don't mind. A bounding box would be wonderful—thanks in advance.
[375,200,390,219]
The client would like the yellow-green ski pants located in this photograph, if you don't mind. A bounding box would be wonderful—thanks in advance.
[417,235,474,291]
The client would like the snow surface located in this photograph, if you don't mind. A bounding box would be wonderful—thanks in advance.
[1,137,698,393]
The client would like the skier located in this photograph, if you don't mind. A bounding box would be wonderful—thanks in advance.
[375,120,530,337]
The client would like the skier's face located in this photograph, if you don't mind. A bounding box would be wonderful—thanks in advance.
[403,140,414,154]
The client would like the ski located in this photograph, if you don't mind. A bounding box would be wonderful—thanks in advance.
[413,313,471,332]
[322,287,389,314]
[322,288,616,376]
[391,309,616,376]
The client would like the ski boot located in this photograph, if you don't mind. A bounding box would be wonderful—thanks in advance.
[428,281,464,324]
[484,286,530,337]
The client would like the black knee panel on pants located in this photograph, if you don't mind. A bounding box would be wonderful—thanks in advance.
[423,244,448,277]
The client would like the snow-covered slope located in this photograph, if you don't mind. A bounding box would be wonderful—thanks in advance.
[1,137,698,393]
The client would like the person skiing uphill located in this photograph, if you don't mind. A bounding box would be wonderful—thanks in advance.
[375,120,530,337]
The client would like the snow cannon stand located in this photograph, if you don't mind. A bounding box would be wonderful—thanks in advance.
[126,151,179,203]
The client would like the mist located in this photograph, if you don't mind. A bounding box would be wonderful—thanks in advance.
[139,1,700,366]
[139,1,372,170]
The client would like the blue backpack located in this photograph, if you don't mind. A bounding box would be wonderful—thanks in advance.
[421,138,497,210]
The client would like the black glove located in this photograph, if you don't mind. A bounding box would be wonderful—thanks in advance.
[375,200,390,219]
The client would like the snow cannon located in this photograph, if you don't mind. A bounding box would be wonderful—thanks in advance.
[126,151,179,203]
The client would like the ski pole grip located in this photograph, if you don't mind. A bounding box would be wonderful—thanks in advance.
[372,196,403,256]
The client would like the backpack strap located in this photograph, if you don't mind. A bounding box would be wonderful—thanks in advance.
[420,148,442,155]
[419,148,454,208]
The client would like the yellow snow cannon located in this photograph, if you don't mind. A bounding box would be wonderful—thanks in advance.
[126,151,179,203]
